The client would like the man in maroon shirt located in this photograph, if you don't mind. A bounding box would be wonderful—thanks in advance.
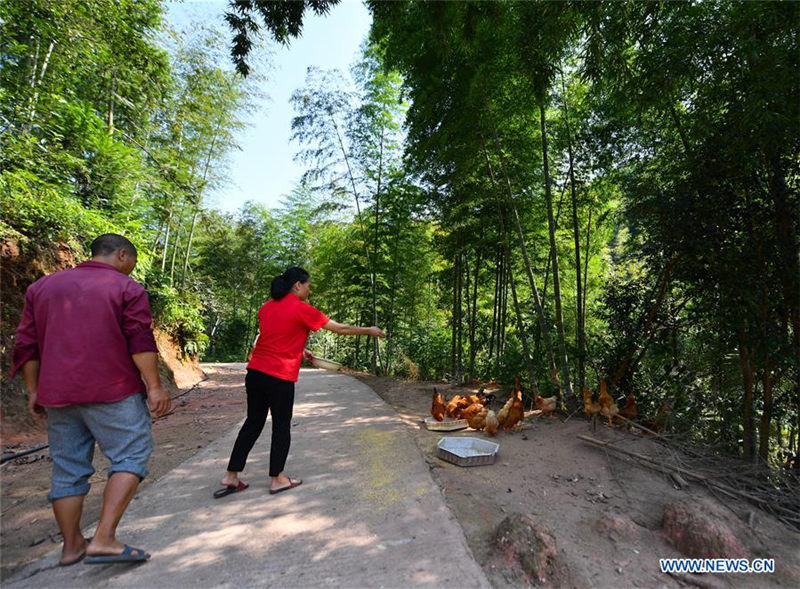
[12,234,170,565]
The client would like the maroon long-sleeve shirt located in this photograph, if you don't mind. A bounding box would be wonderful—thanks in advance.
[11,261,159,407]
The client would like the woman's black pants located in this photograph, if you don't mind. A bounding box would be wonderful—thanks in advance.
[227,369,295,477]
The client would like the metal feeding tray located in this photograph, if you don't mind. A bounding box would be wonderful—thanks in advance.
[424,417,468,432]
[436,437,499,467]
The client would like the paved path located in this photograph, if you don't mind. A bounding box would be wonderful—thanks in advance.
[5,368,490,588]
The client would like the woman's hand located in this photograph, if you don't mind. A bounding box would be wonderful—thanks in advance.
[367,326,386,338]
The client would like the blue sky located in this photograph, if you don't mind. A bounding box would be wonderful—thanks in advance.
[165,0,372,213]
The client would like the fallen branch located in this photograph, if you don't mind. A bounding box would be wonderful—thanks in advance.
[578,434,800,531]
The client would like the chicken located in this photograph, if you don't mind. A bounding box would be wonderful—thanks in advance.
[499,379,525,431]
[446,395,466,418]
[475,386,496,407]
[534,395,557,415]
[466,406,488,431]
[460,403,484,424]
[598,379,619,426]
[618,393,637,422]
[431,387,446,422]
[484,410,499,436]
[497,378,519,426]
[497,394,513,427]
[583,387,602,431]
[504,390,525,430]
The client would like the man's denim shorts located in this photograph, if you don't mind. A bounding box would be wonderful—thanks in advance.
[46,393,153,502]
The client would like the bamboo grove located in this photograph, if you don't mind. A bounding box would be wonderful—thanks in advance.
[2,1,798,468]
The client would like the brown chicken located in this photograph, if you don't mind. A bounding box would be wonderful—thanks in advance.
[446,395,468,418]
[497,394,513,427]
[485,410,499,436]
[431,387,446,421]
[583,387,602,431]
[501,379,525,431]
[618,393,637,422]
[466,406,488,430]
[497,378,519,426]
[460,403,484,424]
[534,395,557,415]
[504,393,524,430]
[598,379,619,426]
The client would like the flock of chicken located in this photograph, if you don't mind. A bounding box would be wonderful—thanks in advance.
[432,387,507,436]
[583,379,667,432]
[430,379,541,436]
[431,377,666,435]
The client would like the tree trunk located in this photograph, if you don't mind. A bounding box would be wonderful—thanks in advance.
[27,39,55,124]
[169,227,180,286]
[768,158,800,453]
[468,248,482,379]
[451,254,458,383]
[758,361,774,463]
[484,144,558,389]
[161,207,173,273]
[107,70,116,134]
[499,248,508,368]
[582,209,593,325]
[559,75,586,393]
[386,207,401,375]
[610,256,678,392]
[488,247,501,361]
[540,104,573,401]
[457,253,464,384]
[739,336,756,461]
[331,118,380,370]
[373,128,385,374]
[181,209,199,287]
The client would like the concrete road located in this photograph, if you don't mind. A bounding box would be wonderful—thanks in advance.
[5,368,490,588]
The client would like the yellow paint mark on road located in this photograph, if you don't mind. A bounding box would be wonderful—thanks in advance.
[355,428,410,508]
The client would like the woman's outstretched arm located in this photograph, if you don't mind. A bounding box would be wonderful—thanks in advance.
[321,320,385,338]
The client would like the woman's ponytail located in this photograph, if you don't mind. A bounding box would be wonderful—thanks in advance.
[270,266,310,300]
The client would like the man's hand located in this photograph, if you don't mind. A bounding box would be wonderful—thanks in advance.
[303,349,314,362]
[22,361,45,419]
[147,385,171,417]
[367,326,386,338]
[28,391,46,419]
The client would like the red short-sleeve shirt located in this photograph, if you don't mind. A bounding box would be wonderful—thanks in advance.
[247,294,329,382]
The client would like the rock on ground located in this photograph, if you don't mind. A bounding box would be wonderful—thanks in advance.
[662,499,749,559]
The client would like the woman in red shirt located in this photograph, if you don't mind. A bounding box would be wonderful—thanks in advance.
[214,267,385,497]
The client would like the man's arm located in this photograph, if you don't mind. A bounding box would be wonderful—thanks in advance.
[131,352,171,417]
[21,360,46,419]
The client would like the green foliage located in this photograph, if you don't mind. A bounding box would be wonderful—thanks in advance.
[149,285,209,357]
[3,0,797,469]
[0,170,115,247]
[226,0,341,76]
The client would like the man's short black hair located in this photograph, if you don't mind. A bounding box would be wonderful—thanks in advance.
[90,234,137,257]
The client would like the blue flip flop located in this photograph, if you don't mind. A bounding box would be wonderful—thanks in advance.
[84,544,150,564]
